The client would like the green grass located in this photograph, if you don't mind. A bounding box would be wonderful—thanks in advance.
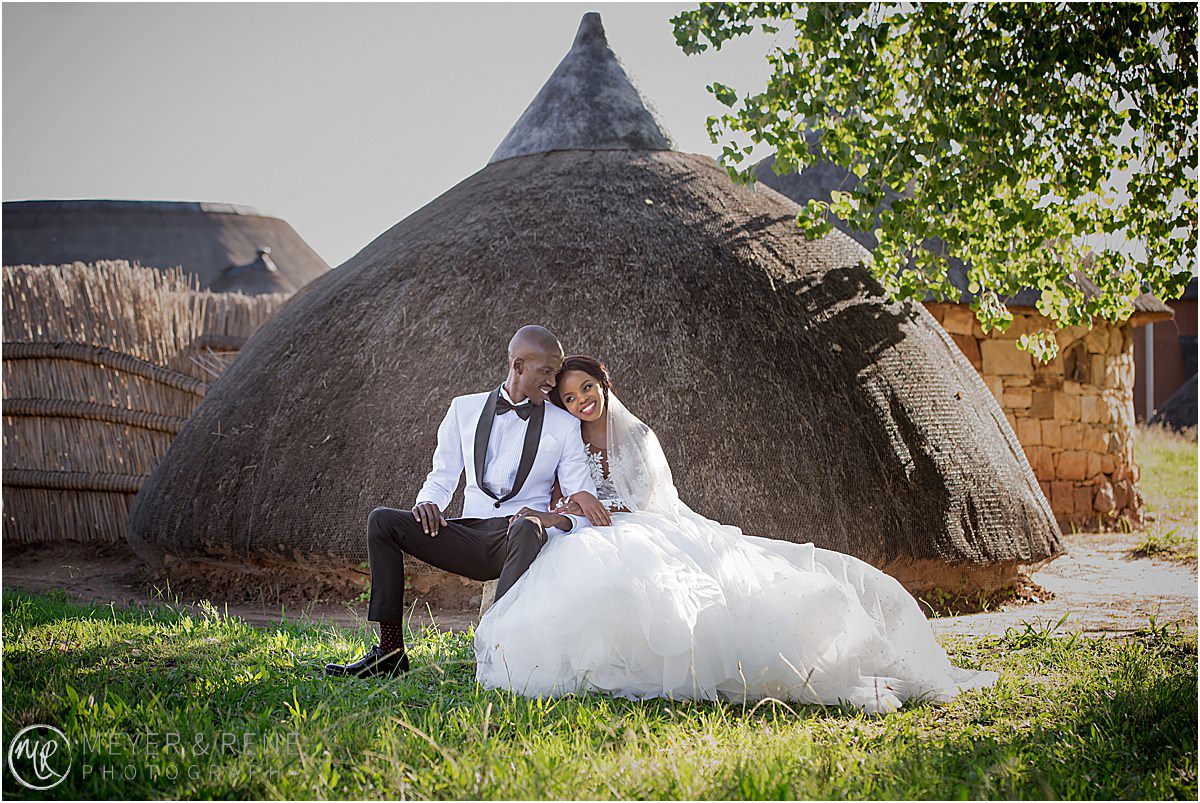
[1131,526,1191,559]
[1133,423,1198,562]
[3,590,1196,800]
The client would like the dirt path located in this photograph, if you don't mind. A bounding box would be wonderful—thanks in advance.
[3,531,1195,639]
[0,542,478,634]
[930,531,1196,639]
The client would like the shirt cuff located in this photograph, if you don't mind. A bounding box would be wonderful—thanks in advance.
[549,513,588,534]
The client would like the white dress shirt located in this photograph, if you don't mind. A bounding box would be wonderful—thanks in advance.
[482,385,532,498]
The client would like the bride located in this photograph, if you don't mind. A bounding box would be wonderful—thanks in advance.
[473,355,998,714]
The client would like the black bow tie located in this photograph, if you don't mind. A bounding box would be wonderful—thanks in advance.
[495,396,534,421]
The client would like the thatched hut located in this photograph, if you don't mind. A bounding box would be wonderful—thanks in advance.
[210,248,296,296]
[1151,374,1197,433]
[128,13,1062,600]
[755,155,1174,529]
[2,200,328,295]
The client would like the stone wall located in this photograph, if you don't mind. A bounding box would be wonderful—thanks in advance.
[926,302,1144,529]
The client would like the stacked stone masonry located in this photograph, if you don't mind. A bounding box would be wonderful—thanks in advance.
[926,302,1144,529]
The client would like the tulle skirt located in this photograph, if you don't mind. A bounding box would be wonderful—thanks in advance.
[474,511,998,713]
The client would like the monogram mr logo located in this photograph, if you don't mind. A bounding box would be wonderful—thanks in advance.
[7,724,72,791]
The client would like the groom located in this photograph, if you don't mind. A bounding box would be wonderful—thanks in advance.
[325,325,603,678]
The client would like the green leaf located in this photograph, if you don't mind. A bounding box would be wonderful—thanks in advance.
[710,82,739,108]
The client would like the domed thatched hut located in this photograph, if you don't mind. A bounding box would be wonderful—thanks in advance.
[2,200,328,295]
[128,13,1062,599]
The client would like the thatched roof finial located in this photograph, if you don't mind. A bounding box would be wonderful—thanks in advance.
[488,12,675,164]
[256,246,278,272]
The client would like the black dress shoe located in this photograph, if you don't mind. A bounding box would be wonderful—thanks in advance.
[324,644,409,678]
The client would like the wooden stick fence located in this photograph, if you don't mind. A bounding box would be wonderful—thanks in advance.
[3,261,291,544]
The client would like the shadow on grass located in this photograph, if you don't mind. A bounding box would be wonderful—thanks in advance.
[3,590,1197,800]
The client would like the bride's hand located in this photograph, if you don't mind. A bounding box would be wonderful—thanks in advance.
[551,496,580,515]
[559,491,612,527]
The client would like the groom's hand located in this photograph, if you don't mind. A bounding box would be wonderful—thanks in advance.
[512,508,570,531]
[412,502,448,537]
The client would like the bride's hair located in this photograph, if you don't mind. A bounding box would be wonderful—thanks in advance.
[549,355,611,409]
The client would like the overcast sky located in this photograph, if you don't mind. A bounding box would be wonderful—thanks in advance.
[3,1,777,267]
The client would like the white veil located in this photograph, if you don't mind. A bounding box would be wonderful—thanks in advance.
[606,392,750,538]
[606,393,683,518]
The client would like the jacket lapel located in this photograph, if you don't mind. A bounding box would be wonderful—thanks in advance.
[474,388,501,500]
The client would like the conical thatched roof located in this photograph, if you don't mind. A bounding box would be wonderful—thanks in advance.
[2,200,328,295]
[754,154,1172,322]
[490,12,673,163]
[128,14,1062,594]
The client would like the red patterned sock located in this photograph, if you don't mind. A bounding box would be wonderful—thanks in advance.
[378,621,406,659]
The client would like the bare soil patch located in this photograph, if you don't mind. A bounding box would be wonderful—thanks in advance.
[4,528,1194,640]
[0,541,478,633]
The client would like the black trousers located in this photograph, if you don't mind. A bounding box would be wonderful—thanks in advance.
[365,506,547,624]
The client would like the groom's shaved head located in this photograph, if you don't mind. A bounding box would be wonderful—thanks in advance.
[506,325,565,406]
[508,325,562,362]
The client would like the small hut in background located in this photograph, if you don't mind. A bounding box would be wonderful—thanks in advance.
[1151,374,1197,433]
[210,247,296,296]
[128,13,1062,603]
[2,199,329,295]
[756,156,1174,529]
[2,198,326,369]
[2,261,289,544]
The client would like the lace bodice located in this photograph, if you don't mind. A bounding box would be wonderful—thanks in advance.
[585,448,629,511]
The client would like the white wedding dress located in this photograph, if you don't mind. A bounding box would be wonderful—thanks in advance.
[474,395,998,713]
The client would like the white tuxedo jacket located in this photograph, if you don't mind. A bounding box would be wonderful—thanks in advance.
[415,389,597,533]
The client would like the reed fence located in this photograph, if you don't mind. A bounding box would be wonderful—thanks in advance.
[3,261,289,544]
[188,290,290,378]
